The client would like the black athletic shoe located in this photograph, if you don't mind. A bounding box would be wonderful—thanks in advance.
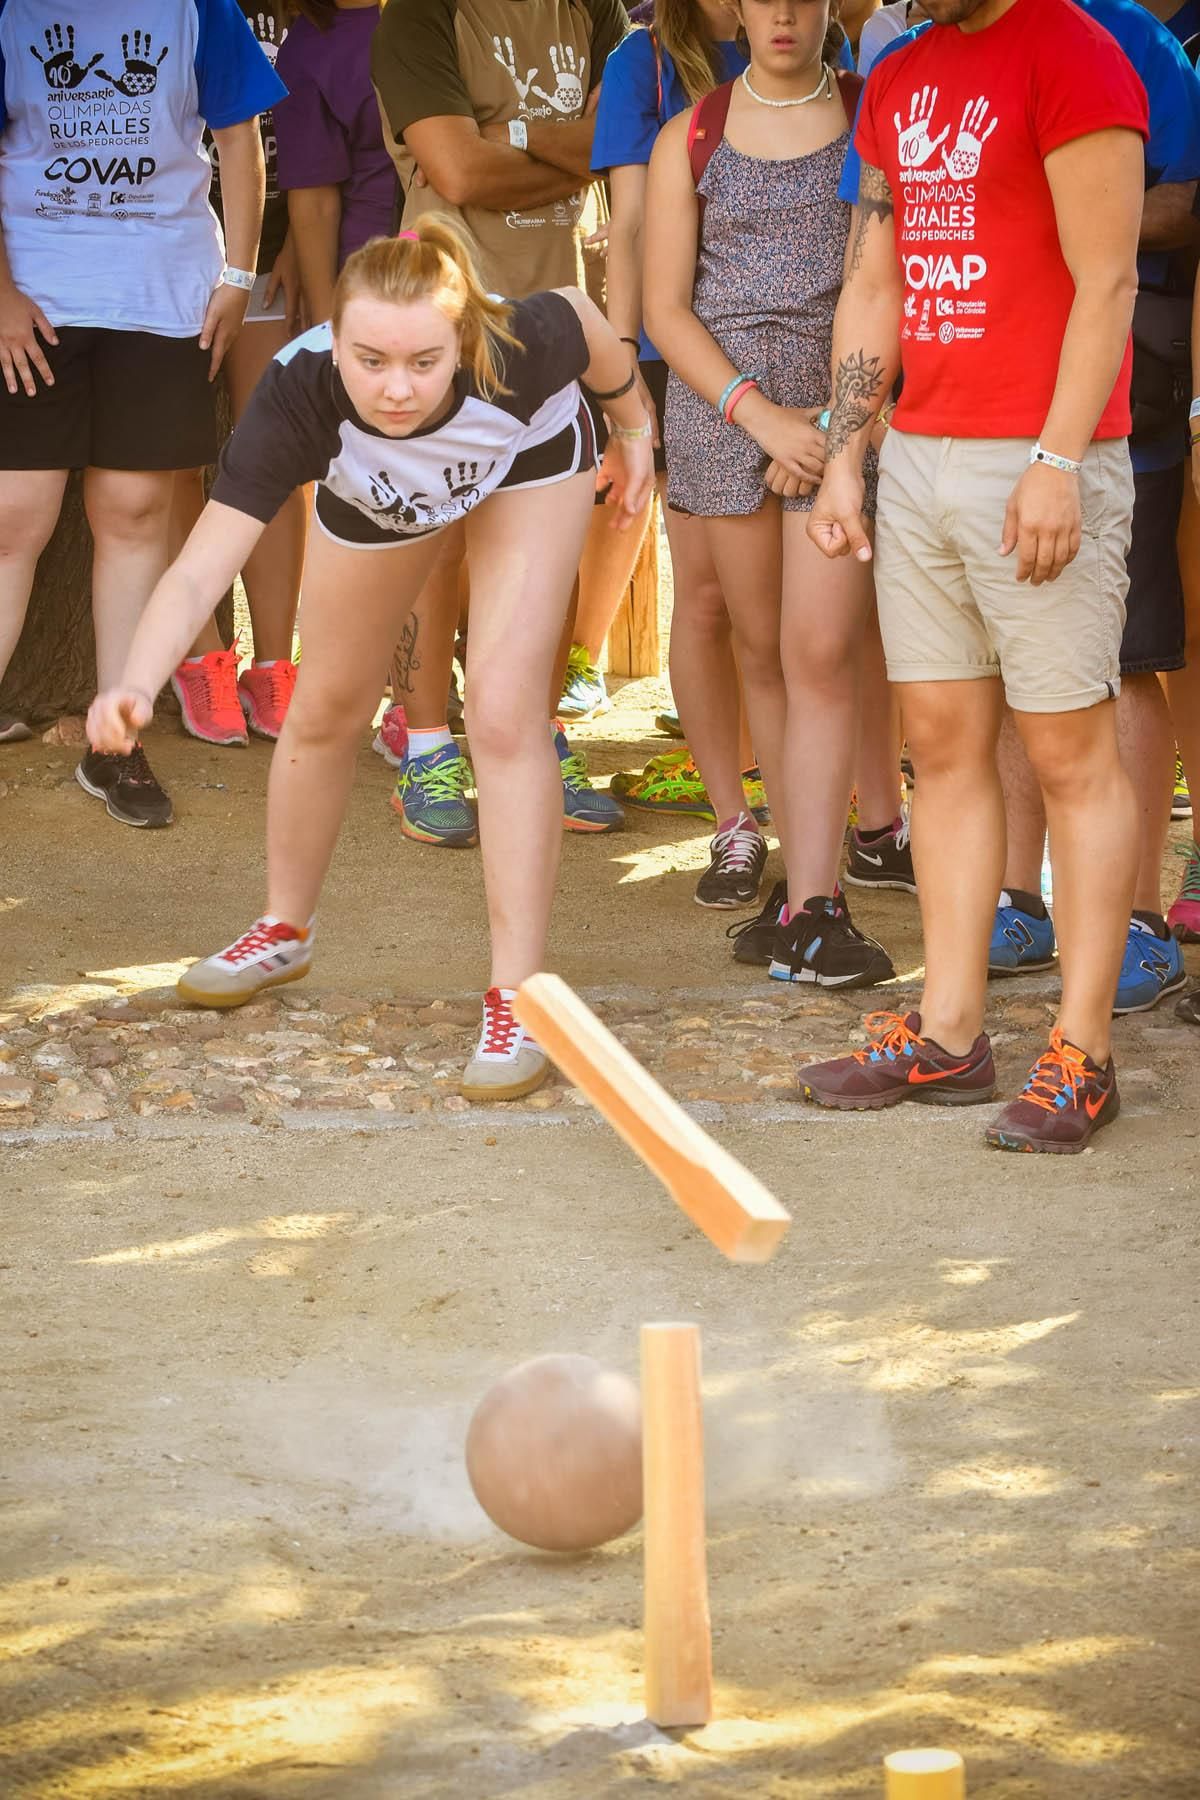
[76,745,173,828]
[727,878,788,965]
[844,816,916,893]
[768,894,894,989]
[1176,984,1200,1025]
[695,815,768,909]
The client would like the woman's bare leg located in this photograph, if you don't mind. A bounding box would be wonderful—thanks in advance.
[664,484,746,825]
[703,507,787,843]
[265,528,445,923]
[463,471,596,987]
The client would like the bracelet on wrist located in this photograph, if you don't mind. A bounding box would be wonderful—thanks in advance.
[619,336,640,349]
[1189,396,1200,422]
[585,371,637,403]
[610,421,652,441]
[507,118,529,152]
[1030,442,1082,475]
[717,371,759,423]
[220,266,255,292]
[722,376,760,425]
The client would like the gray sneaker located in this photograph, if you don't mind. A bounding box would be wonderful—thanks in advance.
[0,714,32,743]
[177,916,314,1008]
[461,988,549,1101]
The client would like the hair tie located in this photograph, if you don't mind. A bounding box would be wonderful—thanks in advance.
[397,229,420,242]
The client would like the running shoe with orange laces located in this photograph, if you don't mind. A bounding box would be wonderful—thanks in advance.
[985,1030,1119,1154]
[171,648,248,746]
[797,1011,996,1110]
[239,660,298,740]
[176,915,314,1008]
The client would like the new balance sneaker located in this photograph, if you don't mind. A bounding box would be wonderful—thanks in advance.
[171,649,247,746]
[1171,753,1191,822]
[177,915,314,1008]
[461,987,549,1101]
[557,644,611,720]
[988,890,1057,975]
[391,742,479,846]
[769,894,894,989]
[797,1010,996,1110]
[0,714,32,743]
[844,814,916,893]
[695,813,767,908]
[76,745,173,828]
[372,702,409,769]
[1112,913,1187,1014]
[239,660,298,740]
[985,1031,1119,1154]
[1167,840,1200,943]
[727,879,788,966]
[556,727,625,832]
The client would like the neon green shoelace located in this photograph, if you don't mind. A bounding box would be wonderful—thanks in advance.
[406,755,472,800]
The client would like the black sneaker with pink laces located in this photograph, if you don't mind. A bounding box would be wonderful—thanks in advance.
[695,813,768,908]
[76,745,173,828]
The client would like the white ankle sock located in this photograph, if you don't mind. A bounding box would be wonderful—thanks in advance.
[254,659,278,668]
[407,726,454,757]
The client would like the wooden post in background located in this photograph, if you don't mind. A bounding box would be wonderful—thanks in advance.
[605,493,661,679]
[641,1322,712,1727]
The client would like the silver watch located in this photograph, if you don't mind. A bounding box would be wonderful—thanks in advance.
[507,118,529,152]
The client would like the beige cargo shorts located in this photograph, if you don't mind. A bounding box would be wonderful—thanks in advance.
[874,431,1134,713]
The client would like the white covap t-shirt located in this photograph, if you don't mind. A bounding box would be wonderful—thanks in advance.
[0,0,283,335]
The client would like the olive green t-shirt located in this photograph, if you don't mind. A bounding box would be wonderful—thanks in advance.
[372,0,627,297]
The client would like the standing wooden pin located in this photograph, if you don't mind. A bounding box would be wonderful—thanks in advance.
[884,1749,966,1798]
[641,1322,712,1727]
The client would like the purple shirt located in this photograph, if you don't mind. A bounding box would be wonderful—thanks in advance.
[273,7,398,266]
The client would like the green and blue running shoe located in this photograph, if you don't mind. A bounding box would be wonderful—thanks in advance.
[555,726,625,832]
[1171,753,1191,822]
[557,643,611,720]
[391,742,479,847]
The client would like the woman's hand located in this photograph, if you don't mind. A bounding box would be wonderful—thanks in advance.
[199,281,251,380]
[737,395,827,485]
[264,234,304,337]
[763,459,815,501]
[0,283,57,396]
[601,433,655,529]
[87,688,154,756]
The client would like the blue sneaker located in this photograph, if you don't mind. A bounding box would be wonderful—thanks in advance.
[1113,915,1187,1015]
[554,726,625,833]
[988,891,1057,974]
[557,644,611,720]
[391,742,478,847]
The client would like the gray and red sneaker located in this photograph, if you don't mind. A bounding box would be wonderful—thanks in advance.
[797,1011,995,1110]
[177,915,314,1008]
[985,1031,1119,1154]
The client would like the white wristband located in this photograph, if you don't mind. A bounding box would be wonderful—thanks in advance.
[1190,396,1200,421]
[507,118,529,152]
[1030,442,1082,475]
[221,266,255,291]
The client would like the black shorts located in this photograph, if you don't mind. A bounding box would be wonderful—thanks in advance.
[0,326,218,472]
[1121,462,1185,675]
[501,397,597,491]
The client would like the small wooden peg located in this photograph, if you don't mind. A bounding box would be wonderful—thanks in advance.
[641,1322,713,1727]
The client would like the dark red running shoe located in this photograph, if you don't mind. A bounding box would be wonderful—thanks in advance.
[797,1011,995,1110]
[985,1031,1120,1154]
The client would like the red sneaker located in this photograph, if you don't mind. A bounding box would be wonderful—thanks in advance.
[239,660,298,740]
[797,1010,996,1110]
[372,702,408,768]
[171,649,247,746]
[985,1031,1120,1154]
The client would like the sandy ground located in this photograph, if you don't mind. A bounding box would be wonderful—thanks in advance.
[2,678,1199,1798]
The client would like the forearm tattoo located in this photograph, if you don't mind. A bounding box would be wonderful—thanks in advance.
[846,161,894,280]
[825,350,886,461]
[393,611,422,694]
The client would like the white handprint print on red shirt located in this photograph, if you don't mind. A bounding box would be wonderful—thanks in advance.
[894,86,950,169]
[942,98,999,180]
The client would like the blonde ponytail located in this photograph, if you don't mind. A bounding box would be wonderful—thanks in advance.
[332,215,519,399]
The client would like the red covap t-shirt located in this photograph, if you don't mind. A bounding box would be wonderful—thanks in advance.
[855,0,1148,439]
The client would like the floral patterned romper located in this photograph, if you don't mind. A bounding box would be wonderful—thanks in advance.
[665,107,878,518]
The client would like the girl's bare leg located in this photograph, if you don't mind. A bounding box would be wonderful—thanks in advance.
[702,506,787,844]
[663,484,746,825]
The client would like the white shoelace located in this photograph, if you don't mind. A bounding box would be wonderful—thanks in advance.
[712,815,763,874]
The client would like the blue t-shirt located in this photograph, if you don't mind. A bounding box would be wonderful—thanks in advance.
[837,0,1200,468]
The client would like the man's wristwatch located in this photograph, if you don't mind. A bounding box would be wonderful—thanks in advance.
[507,118,529,152]
[220,266,255,292]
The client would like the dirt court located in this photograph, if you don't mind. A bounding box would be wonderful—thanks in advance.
[2,682,1198,1798]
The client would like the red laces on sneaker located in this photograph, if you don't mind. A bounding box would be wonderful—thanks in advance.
[853,1011,922,1065]
[223,920,299,965]
[1020,1030,1088,1113]
[480,987,520,1055]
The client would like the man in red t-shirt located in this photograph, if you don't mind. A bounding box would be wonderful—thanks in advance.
[799,0,1148,1153]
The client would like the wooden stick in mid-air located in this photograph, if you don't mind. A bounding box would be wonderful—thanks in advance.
[513,974,791,1264]
[884,1750,966,1798]
[641,1322,712,1727]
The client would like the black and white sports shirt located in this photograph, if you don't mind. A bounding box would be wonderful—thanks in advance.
[211,291,593,548]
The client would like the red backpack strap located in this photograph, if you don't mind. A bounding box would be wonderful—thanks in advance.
[835,69,865,130]
[649,26,663,121]
[686,79,735,190]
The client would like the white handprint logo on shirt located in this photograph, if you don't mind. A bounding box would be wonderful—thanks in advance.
[942,98,998,179]
[252,13,282,64]
[531,46,586,115]
[894,87,949,169]
[493,35,538,105]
